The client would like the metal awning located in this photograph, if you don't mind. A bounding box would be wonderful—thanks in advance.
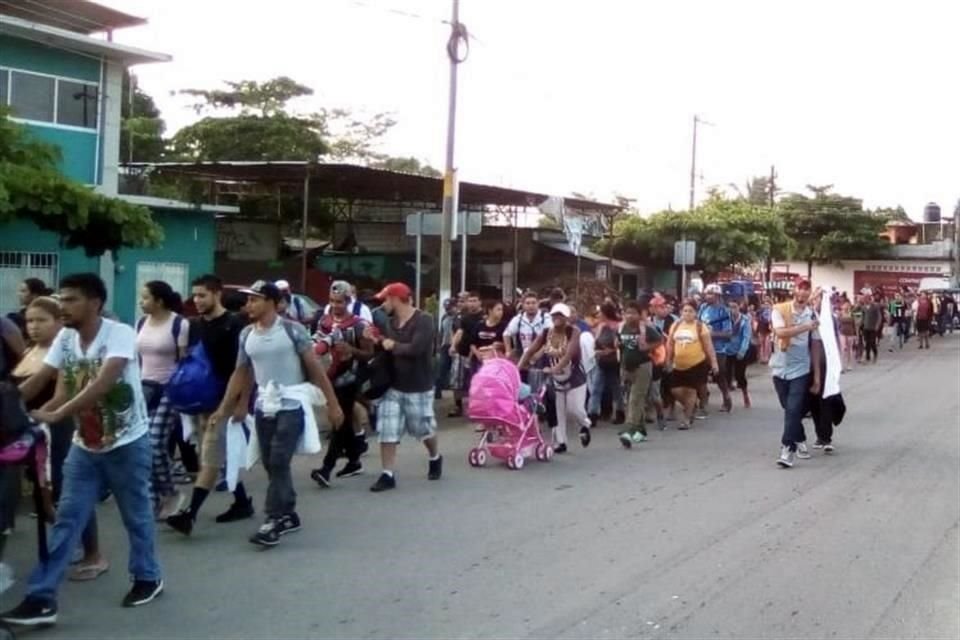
[535,239,642,272]
[0,13,169,65]
[124,161,622,215]
[0,0,145,34]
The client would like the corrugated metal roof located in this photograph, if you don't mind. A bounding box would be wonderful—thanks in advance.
[535,239,642,272]
[0,0,145,34]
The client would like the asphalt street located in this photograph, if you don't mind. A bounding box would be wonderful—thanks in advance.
[3,335,959,640]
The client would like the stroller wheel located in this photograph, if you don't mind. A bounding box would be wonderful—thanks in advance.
[475,449,487,467]
[468,449,479,467]
[535,444,553,462]
[507,453,524,470]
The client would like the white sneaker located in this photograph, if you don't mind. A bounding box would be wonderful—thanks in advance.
[777,446,795,468]
[796,443,811,459]
[823,443,835,454]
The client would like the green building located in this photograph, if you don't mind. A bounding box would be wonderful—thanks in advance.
[0,1,227,323]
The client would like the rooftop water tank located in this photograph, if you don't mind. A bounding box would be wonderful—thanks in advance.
[923,202,941,223]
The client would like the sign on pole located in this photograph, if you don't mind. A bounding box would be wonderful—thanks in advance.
[406,211,482,237]
[674,240,696,266]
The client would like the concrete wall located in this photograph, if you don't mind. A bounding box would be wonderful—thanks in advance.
[775,260,953,295]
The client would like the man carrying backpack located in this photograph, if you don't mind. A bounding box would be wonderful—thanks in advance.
[166,275,253,536]
[698,284,734,414]
[503,292,551,385]
[207,280,344,547]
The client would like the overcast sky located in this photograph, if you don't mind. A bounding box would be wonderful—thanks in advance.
[102,0,958,219]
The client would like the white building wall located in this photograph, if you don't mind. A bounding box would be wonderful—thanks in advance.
[775,260,952,295]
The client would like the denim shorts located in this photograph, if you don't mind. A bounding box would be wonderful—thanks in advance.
[377,389,438,444]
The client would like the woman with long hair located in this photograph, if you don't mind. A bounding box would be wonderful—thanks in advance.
[137,281,190,520]
[470,300,508,364]
[838,301,857,371]
[7,278,51,338]
[13,297,107,581]
[665,300,720,430]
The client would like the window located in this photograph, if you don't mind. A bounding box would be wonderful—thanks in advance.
[10,71,55,122]
[57,80,99,128]
[0,69,7,106]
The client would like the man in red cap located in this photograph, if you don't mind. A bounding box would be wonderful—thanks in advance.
[365,283,442,491]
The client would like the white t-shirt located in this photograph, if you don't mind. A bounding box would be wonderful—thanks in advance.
[136,314,189,384]
[45,319,149,452]
[580,329,596,374]
[504,311,552,354]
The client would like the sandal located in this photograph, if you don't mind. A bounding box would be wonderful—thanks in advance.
[69,559,110,582]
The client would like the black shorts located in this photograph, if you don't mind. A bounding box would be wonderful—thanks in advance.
[671,360,710,390]
[916,319,931,333]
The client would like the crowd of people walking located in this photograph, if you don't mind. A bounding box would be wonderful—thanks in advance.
[0,270,955,630]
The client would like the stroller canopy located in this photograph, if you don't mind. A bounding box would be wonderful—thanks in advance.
[468,358,525,428]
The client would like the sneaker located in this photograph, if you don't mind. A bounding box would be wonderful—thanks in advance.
[777,446,796,468]
[678,421,691,431]
[447,407,463,418]
[579,426,592,448]
[812,440,825,449]
[428,456,443,481]
[122,580,164,607]
[250,519,280,547]
[695,409,708,420]
[657,417,667,431]
[619,432,632,449]
[310,467,332,488]
[796,443,811,459]
[276,512,301,536]
[588,414,599,428]
[1,597,57,625]
[215,497,255,524]
[165,510,194,536]
[553,443,568,454]
[823,443,835,454]
[336,461,364,478]
[631,432,647,444]
[370,472,397,492]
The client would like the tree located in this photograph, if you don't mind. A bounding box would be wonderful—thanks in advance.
[779,185,889,277]
[0,111,162,256]
[169,77,327,161]
[869,205,910,223]
[602,194,791,280]
[120,72,166,163]
[729,175,775,206]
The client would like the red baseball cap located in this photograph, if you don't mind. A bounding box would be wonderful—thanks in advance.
[375,282,412,301]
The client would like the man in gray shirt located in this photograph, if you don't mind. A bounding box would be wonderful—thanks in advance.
[210,280,343,547]
[770,279,822,468]
[365,282,442,493]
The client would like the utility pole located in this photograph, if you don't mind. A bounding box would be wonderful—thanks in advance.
[439,0,466,315]
[683,115,700,298]
[765,164,777,284]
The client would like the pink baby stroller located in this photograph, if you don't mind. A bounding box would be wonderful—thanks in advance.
[467,357,553,470]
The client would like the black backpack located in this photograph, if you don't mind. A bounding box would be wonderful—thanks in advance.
[0,380,31,448]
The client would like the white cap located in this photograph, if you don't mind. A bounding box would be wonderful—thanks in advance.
[275,279,291,291]
[704,283,722,295]
[549,303,571,318]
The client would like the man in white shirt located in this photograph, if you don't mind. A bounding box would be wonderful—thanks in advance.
[504,291,552,362]
[320,280,374,324]
[2,274,163,628]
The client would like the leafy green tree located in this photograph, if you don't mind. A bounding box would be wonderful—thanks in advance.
[120,72,166,163]
[370,155,441,178]
[602,194,790,280]
[779,185,889,277]
[869,205,910,223]
[0,111,162,256]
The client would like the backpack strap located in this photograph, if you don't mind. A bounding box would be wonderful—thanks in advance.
[172,315,184,362]
[136,316,146,333]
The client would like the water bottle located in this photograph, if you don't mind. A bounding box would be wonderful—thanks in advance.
[261,381,282,418]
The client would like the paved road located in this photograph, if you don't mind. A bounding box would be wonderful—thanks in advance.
[3,336,959,640]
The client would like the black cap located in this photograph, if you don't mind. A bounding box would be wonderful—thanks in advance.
[239,280,282,303]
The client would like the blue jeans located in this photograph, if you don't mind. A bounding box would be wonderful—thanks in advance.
[588,367,623,417]
[27,434,160,603]
[434,349,453,397]
[773,374,810,451]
